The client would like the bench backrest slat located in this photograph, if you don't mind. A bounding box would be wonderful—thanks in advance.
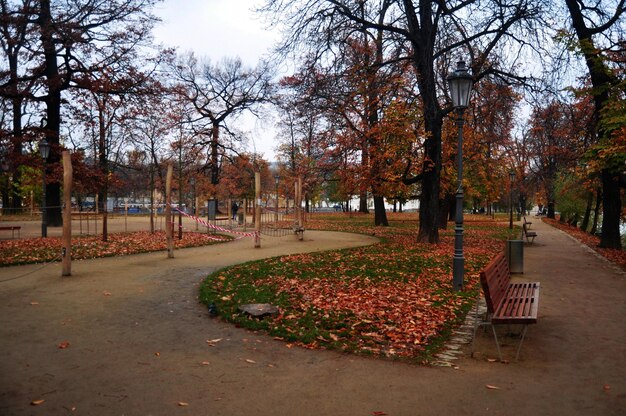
[479,252,510,313]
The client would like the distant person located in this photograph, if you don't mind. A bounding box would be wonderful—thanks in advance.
[231,201,239,220]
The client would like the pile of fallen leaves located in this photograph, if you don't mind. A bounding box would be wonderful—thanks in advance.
[200,213,511,362]
[0,231,231,266]
[542,217,626,269]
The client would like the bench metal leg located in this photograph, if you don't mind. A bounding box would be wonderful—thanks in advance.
[515,325,529,361]
[491,325,503,362]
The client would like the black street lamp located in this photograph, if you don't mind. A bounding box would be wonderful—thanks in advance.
[509,171,515,229]
[274,174,280,223]
[447,60,473,292]
[39,138,51,238]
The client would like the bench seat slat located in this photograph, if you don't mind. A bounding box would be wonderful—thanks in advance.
[492,282,539,324]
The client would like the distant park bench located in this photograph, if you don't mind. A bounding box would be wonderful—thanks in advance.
[522,222,537,244]
[523,216,532,229]
[0,225,21,239]
[472,252,540,361]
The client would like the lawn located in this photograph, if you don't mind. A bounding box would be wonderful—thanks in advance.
[199,213,515,363]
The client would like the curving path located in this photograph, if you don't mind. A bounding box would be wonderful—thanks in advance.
[0,223,625,415]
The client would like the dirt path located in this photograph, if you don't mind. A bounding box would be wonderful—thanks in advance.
[0,223,624,415]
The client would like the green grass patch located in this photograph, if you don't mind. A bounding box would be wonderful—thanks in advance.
[200,213,510,363]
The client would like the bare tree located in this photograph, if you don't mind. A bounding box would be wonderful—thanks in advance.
[260,0,542,242]
[169,54,274,188]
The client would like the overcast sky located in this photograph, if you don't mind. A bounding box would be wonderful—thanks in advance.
[151,0,281,159]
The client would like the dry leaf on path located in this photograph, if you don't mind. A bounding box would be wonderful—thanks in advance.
[58,341,70,349]
[486,384,501,390]
[154,352,160,357]
[103,291,112,296]
[177,402,189,406]
[31,399,45,406]
[201,361,210,366]
[30,301,39,306]
[206,338,222,346]
[245,359,256,364]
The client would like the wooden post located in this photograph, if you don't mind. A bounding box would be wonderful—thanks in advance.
[165,164,174,258]
[255,172,261,248]
[194,196,199,231]
[296,176,303,240]
[61,151,72,276]
[228,198,232,228]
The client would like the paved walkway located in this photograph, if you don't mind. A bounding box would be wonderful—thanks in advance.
[0,220,624,415]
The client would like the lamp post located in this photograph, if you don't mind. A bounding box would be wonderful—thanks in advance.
[447,60,473,292]
[39,139,51,238]
[274,174,280,224]
[509,171,515,229]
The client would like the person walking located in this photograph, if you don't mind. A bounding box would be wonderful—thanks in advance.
[231,201,239,220]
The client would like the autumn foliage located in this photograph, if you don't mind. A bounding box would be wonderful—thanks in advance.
[0,231,231,267]
[200,213,512,361]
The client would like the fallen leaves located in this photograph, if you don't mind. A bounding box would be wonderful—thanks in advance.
[485,384,501,390]
[177,402,189,407]
[58,341,70,349]
[0,231,232,267]
[244,359,256,364]
[206,338,222,346]
[31,399,45,406]
[200,214,508,360]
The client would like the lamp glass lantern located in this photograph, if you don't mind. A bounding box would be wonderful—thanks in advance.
[39,139,50,160]
[447,61,473,109]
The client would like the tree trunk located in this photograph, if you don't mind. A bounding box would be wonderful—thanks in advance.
[98,103,108,241]
[39,0,63,226]
[359,192,368,213]
[599,169,621,248]
[211,123,220,185]
[9,53,23,212]
[373,195,388,226]
[580,191,593,232]
[417,115,443,243]
[590,187,601,235]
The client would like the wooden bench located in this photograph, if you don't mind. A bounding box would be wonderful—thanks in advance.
[471,252,540,361]
[0,225,21,239]
[522,222,537,243]
[523,216,532,229]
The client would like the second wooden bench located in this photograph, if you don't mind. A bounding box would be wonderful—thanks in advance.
[471,252,540,361]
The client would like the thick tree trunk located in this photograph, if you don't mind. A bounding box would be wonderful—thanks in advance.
[599,169,621,248]
[98,104,108,241]
[39,0,62,226]
[9,54,23,212]
[359,192,368,213]
[373,195,388,226]
[417,115,443,243]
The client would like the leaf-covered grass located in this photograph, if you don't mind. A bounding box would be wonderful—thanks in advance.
[0,231,232,266]
[200,213,513,363]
